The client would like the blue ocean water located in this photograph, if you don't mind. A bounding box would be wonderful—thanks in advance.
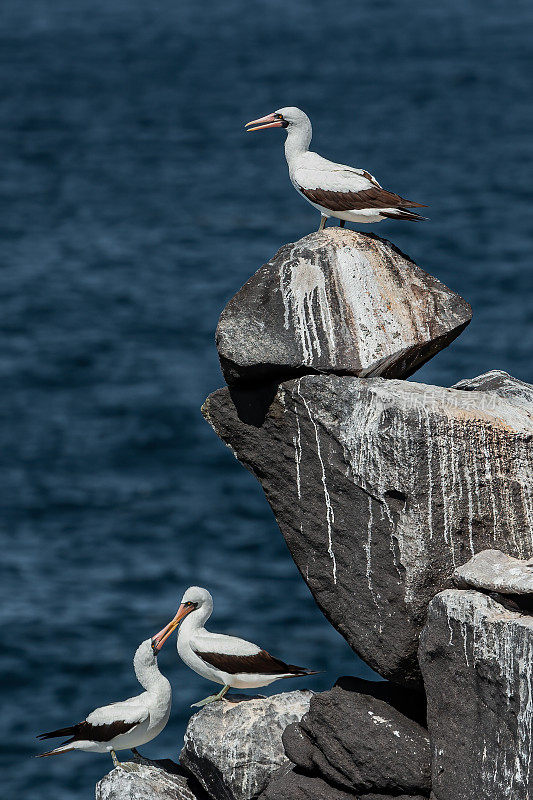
[1,1,532,797]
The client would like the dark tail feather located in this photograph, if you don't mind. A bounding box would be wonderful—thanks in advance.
[382,209,428,222]
[37,726,76,741]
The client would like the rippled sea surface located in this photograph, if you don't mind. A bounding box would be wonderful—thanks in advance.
[1,1,532,796]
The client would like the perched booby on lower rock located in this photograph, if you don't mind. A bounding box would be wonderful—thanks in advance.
[245,106,427,230]
[37,638,171,766]
[152,586,317,707]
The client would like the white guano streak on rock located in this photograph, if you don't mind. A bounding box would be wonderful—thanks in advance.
[293,400,302,501]
[421,406,434,541]
[446,593,533,795]
[364,495,382,630]
[280,249,336,365]
[297,380,337,584]
[364,495,373,593]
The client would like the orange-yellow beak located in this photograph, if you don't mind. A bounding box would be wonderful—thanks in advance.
[245,113,284,132]
[151,604,194,652]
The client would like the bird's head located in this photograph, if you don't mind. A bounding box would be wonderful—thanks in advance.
[135,637,158,664]
[245,106,310,132]
[151,586,212,652]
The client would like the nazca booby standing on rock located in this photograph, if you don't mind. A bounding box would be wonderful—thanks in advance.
[37,638,171,766]
[245,106,427,230]
[152,586,317,707]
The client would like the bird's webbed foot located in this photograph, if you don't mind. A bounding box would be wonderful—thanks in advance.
[191,693,220,708]
[191,685,230,707]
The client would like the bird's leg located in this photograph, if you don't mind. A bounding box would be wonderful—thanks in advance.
[131,748,142,760]
[110,750,120,768]
[318,215,327,231]
[216,684,230,701]
[339,219,345,228]
[191,684,230,708]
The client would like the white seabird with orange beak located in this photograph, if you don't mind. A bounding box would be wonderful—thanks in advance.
[245,106,427,230]
[153,586,317,707]
[37,637,172,766]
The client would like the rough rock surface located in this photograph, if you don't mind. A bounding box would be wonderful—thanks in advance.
[260,769,356,799]
[282,677,430,795]
[216,229,471,386]
[453,368,533,406]
[419,589,533,800]
[179,691,312,800]
[453,549,533,595]
[96,760,203,800]
[203,372,533,685]
[259,768,427,800]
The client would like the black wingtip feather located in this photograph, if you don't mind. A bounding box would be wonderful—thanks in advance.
[37,726,76,740]
[381,210,429,222]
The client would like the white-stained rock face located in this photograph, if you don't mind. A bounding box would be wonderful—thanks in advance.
[419,590,533,800]
[216,230,471,385]
[453,549,533,595]
[179,691,312,800]
[96,761,202,800]
[202,372,533,685]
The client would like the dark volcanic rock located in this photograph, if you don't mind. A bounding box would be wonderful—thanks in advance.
[179,691,311,800]
[282,678,430,795]
[259,768,427,800]
[419,589,533,800]
[216,230,471,386]
[259,769,357,800]
[453,549,533,595]
[96,760,204,800]
[202,372,533,685]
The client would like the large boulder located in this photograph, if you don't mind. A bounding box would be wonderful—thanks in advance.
[202,372,533,685]
[216,230,471,386]
[453,549,533,595]
[419,590,533,800]
[96,760,204,800]
[259,768,427,800]
[179,691,312,800]
[282,677,430,796]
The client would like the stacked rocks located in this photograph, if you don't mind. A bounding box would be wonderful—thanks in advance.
[97,230,532,800]
[204,230,532,799]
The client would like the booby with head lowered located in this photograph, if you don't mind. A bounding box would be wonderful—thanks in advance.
[152,586,317,707]
[245,106,427,230]
[37,637,172,767]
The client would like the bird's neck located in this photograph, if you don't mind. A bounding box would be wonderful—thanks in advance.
[284,121,312,164]
[178,602,212,640]
[134,651,169,695]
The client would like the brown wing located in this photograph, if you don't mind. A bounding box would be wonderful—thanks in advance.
[195,648,312,675]
[298,186,427,212]
[37,719,139,744]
